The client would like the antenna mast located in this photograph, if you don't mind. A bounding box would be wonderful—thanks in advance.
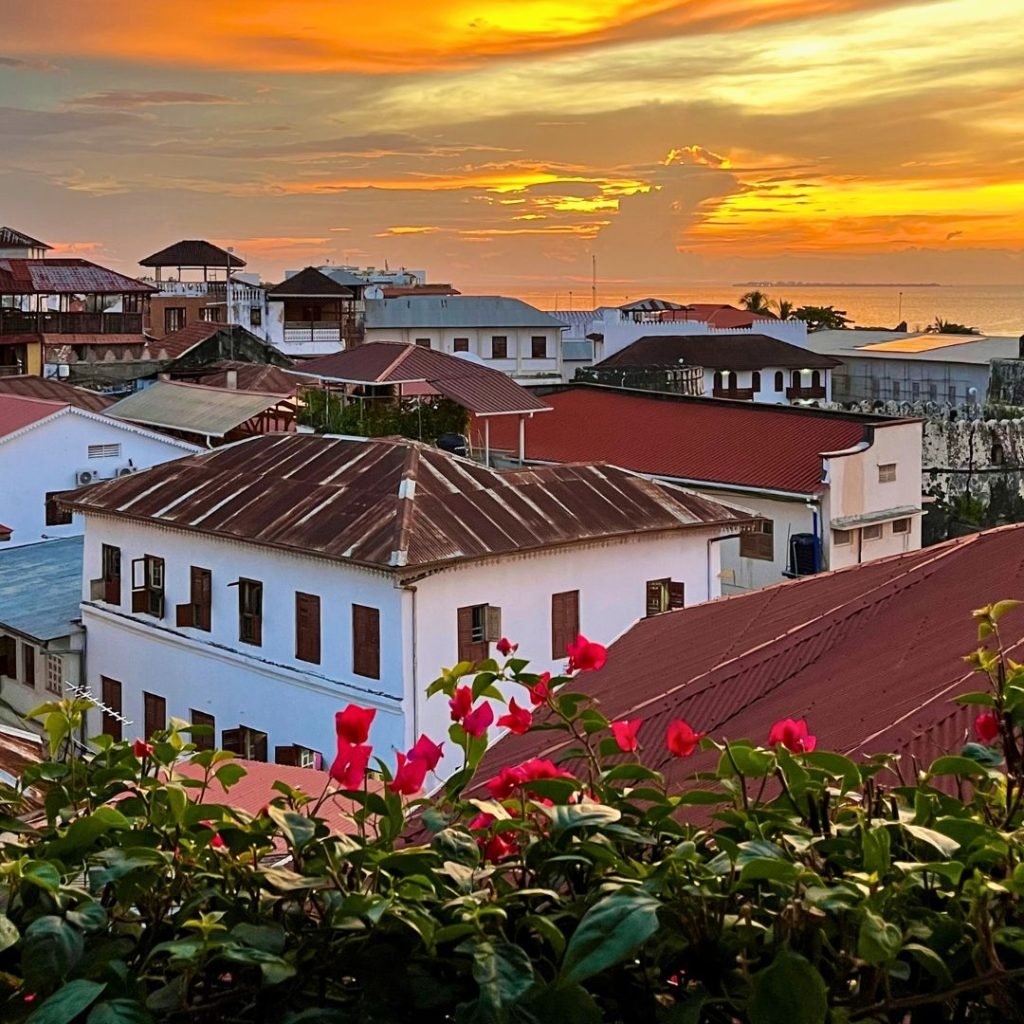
[591,254,597,308]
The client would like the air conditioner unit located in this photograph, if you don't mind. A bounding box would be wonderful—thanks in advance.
[116,466,138,477]
[76,470,97,486]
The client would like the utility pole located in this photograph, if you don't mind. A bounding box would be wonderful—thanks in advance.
[226,246,235,325]
[591,254,597,309]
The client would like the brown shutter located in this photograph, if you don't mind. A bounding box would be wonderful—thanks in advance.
[102,677,122,741]
[143,692,166,739]
[353,605,380,679]
[275,745,300,766]
[190,710,215,751]
[252,730,268,763]
[646,579,666,617]
[22,643,35,688]
[221,728,242,755]
[176,603,194,628]
[0,636,15,678]
[668,581,685,610]
[484,605,502,642]
[192,567,212,631]
[131,557,148,613]
[457,605,474,663]
[295,592,321,664]
[551,591,580,658]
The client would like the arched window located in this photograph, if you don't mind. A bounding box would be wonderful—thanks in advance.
[713,370,723,392]
[774,371,784,392]
[811,370,821,388]
[993,442,1005,466]
[751,371,761,392]
[792,370,801,389]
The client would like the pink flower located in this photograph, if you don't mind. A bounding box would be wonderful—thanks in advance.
[482,833,517,863]
[463,701,495,738]
[611,719,642,752]
[497,698,533,735]
[527,672,551,706]
[408,734,444,771]
[567,634,607,673]
[389,752,429,795]
[768,718,817,754]
[335,705,376,745]
[449,686,473,722]
[496,637,518,657]
[330,740,372,789]
[666,719,704,758]
[975,711,1000,744]
[132,739,155,759]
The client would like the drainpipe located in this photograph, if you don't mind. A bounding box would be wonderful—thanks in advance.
[401,582,420,748]
[809,502,822,573]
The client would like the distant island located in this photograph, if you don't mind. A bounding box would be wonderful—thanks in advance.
[731,281,943,288]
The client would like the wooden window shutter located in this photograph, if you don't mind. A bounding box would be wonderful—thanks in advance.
[484,605,502,642]
[131,558,148,613]
[457,605,474,664]
[221,728,242,755]
[0,636,15,678]
[275,745,300,766]
[193,567,211,631]
[102,676,122,741]
[646,579,666,617]
[295,593,321,664]
[551,591,580,659]
[143,692,166,739]
[353,605,380,679]
[176,601,194,628]
[190,710,215,751]
[252,730,268,763]
[668,581,685,610]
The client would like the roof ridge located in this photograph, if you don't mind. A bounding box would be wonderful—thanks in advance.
[391,443,422,568]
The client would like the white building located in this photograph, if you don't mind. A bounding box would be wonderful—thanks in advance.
[67,434,756,772]
[0,394,199,548]
[364,297,569,383]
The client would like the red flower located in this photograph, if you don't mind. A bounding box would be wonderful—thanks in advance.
[330,740,372,789]
[496,637,518,657]
[201,820,226,849]
[482,833,517,863]
[768,718,817,754]
[463,701,495,738]
[408,733,444,771]
[389,752,428,795]
[975,711,1001,744]
[449,686,473,722]
[132,739,155,759]
[666,719,704,758]
[611,718,642,752]
[486,765,527,800]
[468,811,496,831]
[567,634,607,673]
[497,698,533,735]
[335,704,376,745]
[527,672,551,706]
[486,757,573,799]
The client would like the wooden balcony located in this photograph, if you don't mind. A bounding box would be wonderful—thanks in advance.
[0,311,144,335]
[786,384,827,400]
[712,386,755,401]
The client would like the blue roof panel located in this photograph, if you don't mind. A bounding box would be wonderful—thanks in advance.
[0,537,83,641]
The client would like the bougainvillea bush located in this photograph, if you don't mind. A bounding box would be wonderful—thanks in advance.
[4,606,1024,1023]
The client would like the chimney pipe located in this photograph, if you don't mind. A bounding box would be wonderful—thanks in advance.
[225,369,238,390]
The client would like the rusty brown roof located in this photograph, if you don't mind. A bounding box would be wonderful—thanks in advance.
[0,375,113,412]
[0,259,155,295]
[139,240,245,268]
[62,434,756,571]
[596,334,840,371]
[195,361,303,396]
[267,267,354,299]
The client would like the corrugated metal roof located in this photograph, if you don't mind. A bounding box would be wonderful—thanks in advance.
[0,376,113,412]
[63,434,756,572]
[597,334,839,372]
[478,526,1024,789]
[105,381,286,438]
[0,227,50,250]
[267,267,355,298]
[366,296,567,330]
[296,343,551,416]
[0,537,83,641]
[149,322,223,360]
[195,361,303,396]
[0,395,65,439]
[475,385,901,494]
[0,259,155,295]
[139,240,245,268]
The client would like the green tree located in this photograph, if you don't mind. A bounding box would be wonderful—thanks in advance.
[738,290,772,315]
[793,304,851,331]
[928,317,981,335]
[773,298,795,320]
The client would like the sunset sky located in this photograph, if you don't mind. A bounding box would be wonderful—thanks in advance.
[2,0,1023,299]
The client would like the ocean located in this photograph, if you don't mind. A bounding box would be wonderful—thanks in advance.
[535,284,1024,336]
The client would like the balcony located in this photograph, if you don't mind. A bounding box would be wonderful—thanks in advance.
[786,385,826,400]
[0,311,144,335]
[712,386,755,401]
[284,321,343,346]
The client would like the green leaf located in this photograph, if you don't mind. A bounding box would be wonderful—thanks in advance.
[23,861,61,892]
[953,691,996,707]
[87,999,155,1024]
[22,916,84,991]
[748,950,827,1024]
[676,789,730,805]
[960,742,1004,767]
[902,823,960,858]
[213,762,248,789]
[862,826,891,876]
[66,902,108,933]
[471,940,536,1010]
[738,858,799,884]
[48,806,132,859]
[858,910,902,965]
[928,756,990,778]
[231,923,287,955]
[266,804,316,849]
[0,912,18,953]
[528,983,602,1024]
[558,888,660,987]
[545,803,621,833]
[903,943,953,987]
[221,945,296,985]
[800,751,861,792]
[718,743,773,778]
[600,763,663,784]
[991,599,1022,622]
[27,980,106,1024]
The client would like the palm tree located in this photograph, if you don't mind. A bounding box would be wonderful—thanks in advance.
[773,298,794,320]
[738,290,772,315]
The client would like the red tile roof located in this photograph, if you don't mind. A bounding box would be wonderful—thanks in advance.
[475,385,895,495]
[0,394,66,438]
[297,342,550,417]
[478,525,1024,789]
[0,259,155,295]
[597,334,838,372]
[0,376,113,412]
[63,434,756,571]
[149,321,223,360]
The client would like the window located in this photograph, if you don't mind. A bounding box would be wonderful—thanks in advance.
[911,381,920,400]
[751,371,761,392]
[453,337,469,352]
[551,590,580,659]
[811,370,821,389]
[250,306,262,327]
[862,524,883,541]
[878,463,897,483]
[414,337,431,349]
[275,744,320,768]
[295,592,321,664]
[531,336,547,359]
[832,529,852,546]
[238,578,263,646]
[457,604,501,663]
[122,294,142,314]
[774,371,784,392]
[102,677,122,741]
[353,604,381,679]
[101,544,121,604]
[928,383,938,401]
[21,643,34,688]
[143,691,166,740]
[645,579,685,617]
[88,443,121,460]
[176,566,212,631]
[45,491,73,526]
[190,710,215,751]
[713,370,723,391]
[948,385,957,404]
[892,518,911,534]
[891,380,901,400]
[45,655,63,694]
[0,636,15,678]
[131,555,165,618]
[992,443,1005,466]
[740,519,774,561]
[791,370,801,389]
[222,725,268,762]
[198,307,221,323]
[164,307,186,333]
[490,335,508,359]
[869,377,880,399]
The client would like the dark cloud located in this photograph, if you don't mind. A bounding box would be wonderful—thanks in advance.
[0,55,62,72]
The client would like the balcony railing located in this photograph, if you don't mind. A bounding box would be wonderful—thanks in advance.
[283,321,344,345]
[0,311,144,335]
[712,386,755,400]
[786,385,826,400]
[0,366,24,377]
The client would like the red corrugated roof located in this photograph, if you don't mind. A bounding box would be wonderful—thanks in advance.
[478,526,1024,790]
[0,259,155,295]
[0,376,113,412]
[0,394,66,438]
[149,321,224,360]
[597,334,838,371]
[475,385,884,494]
